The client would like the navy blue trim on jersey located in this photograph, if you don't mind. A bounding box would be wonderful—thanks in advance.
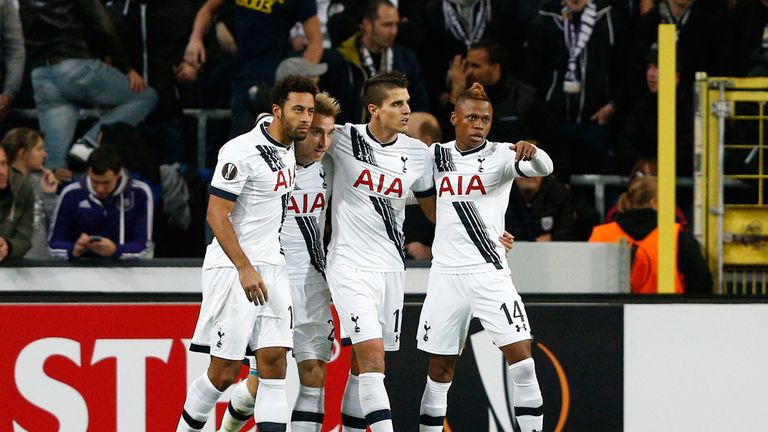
[279,193,291,255]
[351,126,378,165]
[514,160,530,178]
[413,186,437,198]
[435,145,456,172]
[228,402,251,421]
[295,215,326,276]
[341,336,352,346]
[260,121,291,148]
[209,186,238,202]
[515,405,544,416]
[291,410,325,423]
[182,409,206,429]
[457,141,486,156]
[370,196,406,267]
[453,201,503,269]
[420,414,445,426]
[342,414,368,429]
[189,343,253,358]
[366,409,393,424]
[366,125,397,147]
[256,144,286,172]
[256,421,287,431]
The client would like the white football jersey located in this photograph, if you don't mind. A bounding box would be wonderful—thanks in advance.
[203,122,296,269]
[282,161,330,284]
[324,123,434,271]
[430,140,553,274]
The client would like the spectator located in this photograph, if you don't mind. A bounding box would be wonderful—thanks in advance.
[630,0,722,96]
[248,56,328,118]
[604,158,690,228]
[49,145,153,260]
[616,45,694,176]
[0,0,25,124]
[725,0,768,77]
[505,174,577,241]
[2,128,58,259]
[322,0,429,123]
[0,144,33,262]
[407,111,442,145]
[589,175,712,293]
[18,0,158,173]
[183,0,323,136]
[524,0,626,177]
[446,40,560,173]
[106,0,199,165]
[418,0,525,118]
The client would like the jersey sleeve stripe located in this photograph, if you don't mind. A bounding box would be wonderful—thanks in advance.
[210,186,239,202]
[514,160,531,178]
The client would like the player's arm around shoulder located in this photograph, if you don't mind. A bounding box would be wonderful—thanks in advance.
[508,139,554,177]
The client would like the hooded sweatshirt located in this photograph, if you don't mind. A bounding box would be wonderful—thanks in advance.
[48,169,153,260]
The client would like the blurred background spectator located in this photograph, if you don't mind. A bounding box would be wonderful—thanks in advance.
[18,0,158,175]
[505,174,578,242]
[0,144,33,262]
[2,127,58,259]
[0,0,25,129]
[49,145,154,260]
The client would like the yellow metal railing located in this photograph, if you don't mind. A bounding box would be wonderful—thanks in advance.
[695,76,768,293]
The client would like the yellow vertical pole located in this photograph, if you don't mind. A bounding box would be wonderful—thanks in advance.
[658,24,676,293]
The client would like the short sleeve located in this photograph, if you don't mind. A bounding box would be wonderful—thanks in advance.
[412,145,436,197]
[210,143,250,201]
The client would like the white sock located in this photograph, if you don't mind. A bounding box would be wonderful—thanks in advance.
[219,379,255,432]
[291,384,325,432]
[341,373,366,432]
[358,372,393,432]
[176,374,223,431]
[253,378,290,431]
[419,376,451,432]
[508,358,544,432]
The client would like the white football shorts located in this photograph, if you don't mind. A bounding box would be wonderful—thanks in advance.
[290,279,334,363]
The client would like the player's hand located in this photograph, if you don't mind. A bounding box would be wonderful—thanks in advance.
[0,236,8,262]
[89,237,117,257]
[184,37,207,67]
[499,231,515,253]
[405,241,432,261]
[510,140,537,162]
[239,266,268,305]
[72,233,90,258]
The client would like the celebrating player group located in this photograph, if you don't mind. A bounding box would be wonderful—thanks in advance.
[177,71,552,432]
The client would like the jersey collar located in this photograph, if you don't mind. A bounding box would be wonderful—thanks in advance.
[456,140,487,156]
[366,125,398,147]
[260,121,292,149]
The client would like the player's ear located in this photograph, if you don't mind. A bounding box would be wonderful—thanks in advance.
[272,104,281,119]
[368,103,378,119]
[450,111,457,126]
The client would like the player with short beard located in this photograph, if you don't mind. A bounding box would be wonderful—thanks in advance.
[416,83,552,432]
[177,76,317,432]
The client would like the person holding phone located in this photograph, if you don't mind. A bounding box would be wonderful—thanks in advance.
[48,145,153,260]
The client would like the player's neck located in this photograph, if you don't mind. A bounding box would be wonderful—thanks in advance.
[266,121,293,147]
[455,139,482,153]
[368,121,397,143]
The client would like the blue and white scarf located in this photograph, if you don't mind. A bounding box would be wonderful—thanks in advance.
[562,1,597,94]
[443,0,492,51]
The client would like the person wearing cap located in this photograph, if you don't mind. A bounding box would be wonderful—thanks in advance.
[183,0,324,137]
[248,57,329,119]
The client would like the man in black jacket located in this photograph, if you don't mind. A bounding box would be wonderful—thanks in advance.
[18,0,158,173]
[505,174,577,242]
[321,0,429,124]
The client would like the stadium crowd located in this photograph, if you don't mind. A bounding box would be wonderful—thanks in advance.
[1,0,751,290]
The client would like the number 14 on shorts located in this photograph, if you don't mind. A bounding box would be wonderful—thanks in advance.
[501,301,527,332]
